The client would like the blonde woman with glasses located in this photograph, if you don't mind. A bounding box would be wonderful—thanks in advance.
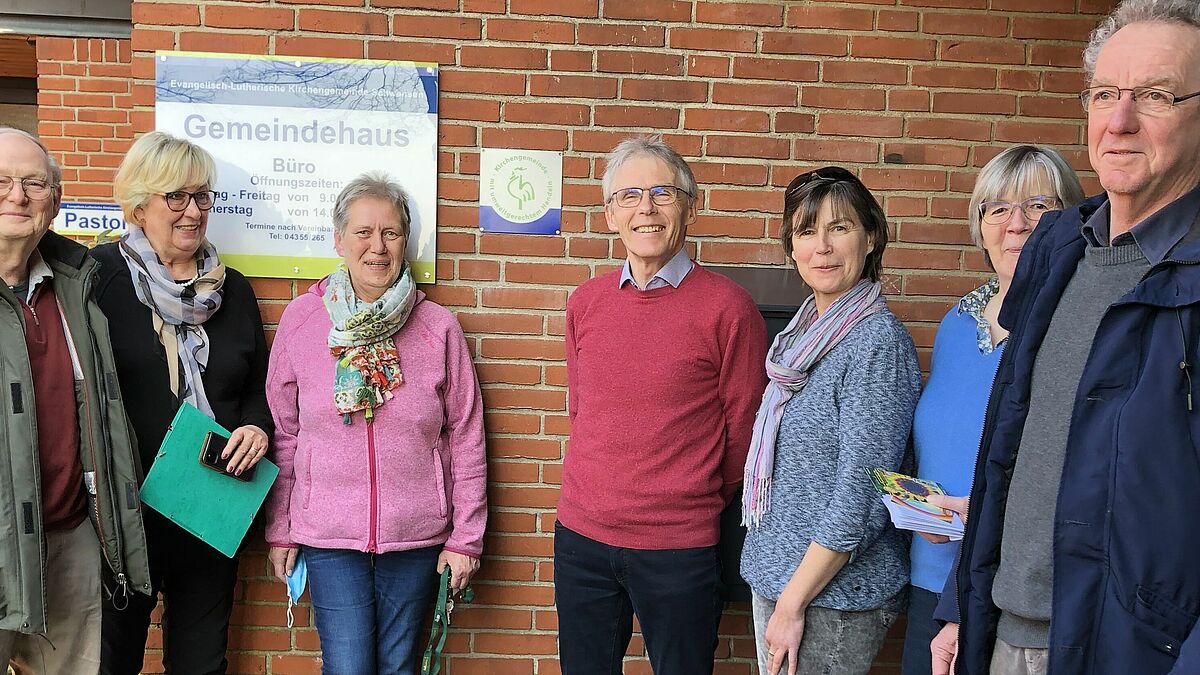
[91,131,273,674]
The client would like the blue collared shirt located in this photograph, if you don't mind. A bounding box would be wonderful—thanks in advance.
[618,247,695,290]
[1082,183,1200,265]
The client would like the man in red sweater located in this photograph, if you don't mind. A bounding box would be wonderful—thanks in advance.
[555,136,768,674]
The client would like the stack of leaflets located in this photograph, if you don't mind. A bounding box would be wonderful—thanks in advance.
[868,468,964,541]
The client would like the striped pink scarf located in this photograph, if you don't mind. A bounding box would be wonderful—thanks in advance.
[742,279,887,527]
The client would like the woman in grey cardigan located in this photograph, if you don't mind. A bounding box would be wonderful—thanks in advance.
[741,166,921,675]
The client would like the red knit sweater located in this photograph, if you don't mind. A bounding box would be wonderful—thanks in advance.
[559,265,768,549]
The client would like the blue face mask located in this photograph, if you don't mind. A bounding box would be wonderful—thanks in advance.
[286,551,307,629]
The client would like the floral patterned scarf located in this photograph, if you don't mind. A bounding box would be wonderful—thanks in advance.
[322,263,416,424]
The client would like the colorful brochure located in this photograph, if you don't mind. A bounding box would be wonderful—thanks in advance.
[868,468,964,541]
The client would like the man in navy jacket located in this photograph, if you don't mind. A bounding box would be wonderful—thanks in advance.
[930,1,1200,674]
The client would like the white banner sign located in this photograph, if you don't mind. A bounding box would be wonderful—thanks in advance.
[155,51,439,281]
[52,201,126,237]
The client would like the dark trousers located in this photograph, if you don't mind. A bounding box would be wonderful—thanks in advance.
[553,521,723,675]
[901,586,942,675]
[101,512,239,675]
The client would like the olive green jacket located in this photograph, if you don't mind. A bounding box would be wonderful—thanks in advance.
[0,231,151,635]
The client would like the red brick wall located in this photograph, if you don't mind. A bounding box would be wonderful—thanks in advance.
[35,37,135,200]
[35,1,1120,673]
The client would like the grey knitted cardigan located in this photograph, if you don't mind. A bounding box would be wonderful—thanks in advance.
[740,310,921,611]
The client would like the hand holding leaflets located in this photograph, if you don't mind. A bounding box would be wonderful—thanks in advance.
[868,468,965,541]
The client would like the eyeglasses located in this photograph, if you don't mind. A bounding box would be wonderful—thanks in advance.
[160,190,217,212]
[979,196,1062,225]
[0,175,57,201]
[1079,86,1200,116]
[608,185,692,208]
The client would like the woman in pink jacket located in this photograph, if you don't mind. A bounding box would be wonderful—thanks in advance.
[264,171,487,675]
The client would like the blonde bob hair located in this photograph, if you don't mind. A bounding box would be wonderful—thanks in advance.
[967,145,1084,270]
[113,131,217,223]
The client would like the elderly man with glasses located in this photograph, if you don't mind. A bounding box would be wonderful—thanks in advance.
[930,1,1200,674]
[0,127,150,674]
[554,135,767,674]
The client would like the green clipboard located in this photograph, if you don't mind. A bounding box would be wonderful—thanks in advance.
[140,403,278,558]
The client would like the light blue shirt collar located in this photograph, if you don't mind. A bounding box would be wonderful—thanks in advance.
[618,248,694,291]
[956,278,1003,355]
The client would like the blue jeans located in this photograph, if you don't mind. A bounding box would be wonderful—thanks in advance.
[303,544,441,675]
[553,521,723,675]
[901,586,942,675]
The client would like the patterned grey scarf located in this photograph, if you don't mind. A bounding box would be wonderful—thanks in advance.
[118,225,226,418]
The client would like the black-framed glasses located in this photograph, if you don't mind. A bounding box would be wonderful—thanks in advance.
[1080,86,1200,115]
[979,195,1062,225]
[608,185,692,208]
[0,175,57,201]
[160,190,217,212]
[785,166,859,196]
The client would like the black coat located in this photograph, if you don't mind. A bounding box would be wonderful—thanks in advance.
[89,242,273,474]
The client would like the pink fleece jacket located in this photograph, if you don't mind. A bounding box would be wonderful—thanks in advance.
[263,279,487,557]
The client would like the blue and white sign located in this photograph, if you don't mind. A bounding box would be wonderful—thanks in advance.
[155,51,439,281]
[480,148,563,236]
[52,201,126,237]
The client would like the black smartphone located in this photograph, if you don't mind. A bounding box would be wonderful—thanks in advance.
[199,431,255,482]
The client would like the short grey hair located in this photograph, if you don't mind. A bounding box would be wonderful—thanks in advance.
[1083,0,1200,78]
[968,145,1086,270]
[600,135,697,204]
[0,127,63,188]
[332,171,412,237]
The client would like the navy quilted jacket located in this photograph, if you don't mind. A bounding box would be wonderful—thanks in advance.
[951,193,1200,675]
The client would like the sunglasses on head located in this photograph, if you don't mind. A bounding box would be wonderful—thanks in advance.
[785,166,860,196]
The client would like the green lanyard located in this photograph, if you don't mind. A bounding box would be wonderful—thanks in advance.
[420,567,474,675]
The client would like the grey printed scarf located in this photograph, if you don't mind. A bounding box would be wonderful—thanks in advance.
[118,225,226,418]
